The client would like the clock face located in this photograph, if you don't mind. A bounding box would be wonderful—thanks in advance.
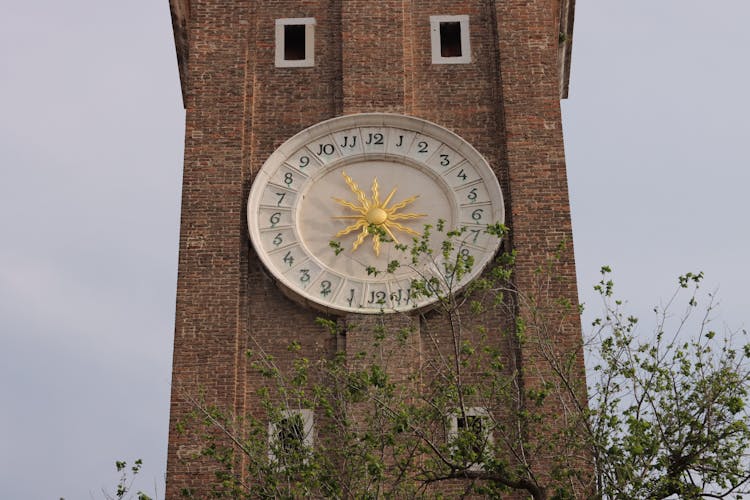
[247,113,504,314]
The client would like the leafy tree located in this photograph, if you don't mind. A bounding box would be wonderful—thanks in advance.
[589,268,750,498]
[173,225,750,499]
[102,459,152,500]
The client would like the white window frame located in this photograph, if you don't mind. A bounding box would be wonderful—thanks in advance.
[448,407,493,471]
[268,409,314,464]
[275,18,316,68]
[430,15,471,64]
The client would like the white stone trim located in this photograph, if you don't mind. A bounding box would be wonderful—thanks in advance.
[275,18,316,68]
[430,15,471,65]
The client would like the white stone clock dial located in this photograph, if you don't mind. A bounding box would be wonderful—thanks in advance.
[247,113,505,314]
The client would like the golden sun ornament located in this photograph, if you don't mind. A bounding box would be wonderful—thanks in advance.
[332,171,426,256]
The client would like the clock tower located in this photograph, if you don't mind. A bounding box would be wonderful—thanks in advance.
[166,0,583,497]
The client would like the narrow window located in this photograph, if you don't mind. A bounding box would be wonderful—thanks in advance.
[448,407,493,470]
[284,24,307,61]
[276,413,304,453]
[456,414,486,457]
[439,22,462,57]
[275,18,316,68]
[268,409,314,466]
[430,15,471,64]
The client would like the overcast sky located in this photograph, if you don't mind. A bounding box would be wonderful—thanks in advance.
[1,2,748,498]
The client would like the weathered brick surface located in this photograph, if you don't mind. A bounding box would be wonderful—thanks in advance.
[166,1,585,497]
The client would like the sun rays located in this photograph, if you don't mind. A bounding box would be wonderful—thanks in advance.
[332,171,426,256]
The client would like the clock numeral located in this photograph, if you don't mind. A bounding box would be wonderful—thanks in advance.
[272,233,283,246]
[365,132,384,145]
[367,290,387,305]
[460,248,472,261]
[299,269,310,283]
[284,172,293,186]
[320,280,332,297]
[269,212,281,227]
[440,154,450,167]
[457,169,468,181]
[471,208,484,221]
[317,143,335,156]
[340,135,357,148]
[417,141,429,154]
[467,187,477,202]
[283,251,294,266]
[469,229,481,244]
[389,288,411,306]
[275,192,286,206]
[299,156,310,168]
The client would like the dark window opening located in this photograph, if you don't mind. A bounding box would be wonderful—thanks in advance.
[276,414,305,454]
[440,22,462,57]
[284,24,306,61]
[457,415,485,456]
